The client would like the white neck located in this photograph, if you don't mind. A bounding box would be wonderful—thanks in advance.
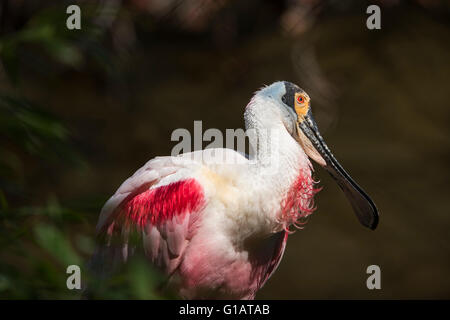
[243,96,313,230]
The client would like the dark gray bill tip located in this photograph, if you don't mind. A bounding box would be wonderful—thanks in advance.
[325,165,379,230]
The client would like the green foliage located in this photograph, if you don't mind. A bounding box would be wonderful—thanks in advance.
[0,3,114,84]
[34,224,82,267]
[0,2,166,300]
[0,102,167,298]
[86,255,170,300]
[0,98,167,298]
[0,96,79,158]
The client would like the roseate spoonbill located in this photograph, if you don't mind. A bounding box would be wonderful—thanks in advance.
[90,81,378,299]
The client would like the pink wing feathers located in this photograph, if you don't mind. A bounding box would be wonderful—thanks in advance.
[89,151,288,299]
[91,156,206,277]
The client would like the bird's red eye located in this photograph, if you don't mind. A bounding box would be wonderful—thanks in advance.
[297,95,304,104]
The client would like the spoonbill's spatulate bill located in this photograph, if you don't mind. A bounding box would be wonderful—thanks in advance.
[91,81,378,299]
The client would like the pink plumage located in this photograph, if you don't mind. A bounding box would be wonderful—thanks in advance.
[88,81,378,299]
[92,160,316,299]
[280,169,322,231]
[121,179,205,228]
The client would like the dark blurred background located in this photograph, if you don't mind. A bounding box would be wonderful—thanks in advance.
[0,0,449,299]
